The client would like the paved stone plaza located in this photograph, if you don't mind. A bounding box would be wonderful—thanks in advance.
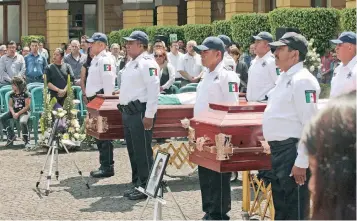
[0,140,248,220]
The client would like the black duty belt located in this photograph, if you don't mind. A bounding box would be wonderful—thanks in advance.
[268,138,299,147]
[117,99,146,115]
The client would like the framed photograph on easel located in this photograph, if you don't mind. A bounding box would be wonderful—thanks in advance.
[145,151,170,198]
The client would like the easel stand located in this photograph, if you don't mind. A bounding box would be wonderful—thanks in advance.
[137,180,186,220]
[35,139,90,196]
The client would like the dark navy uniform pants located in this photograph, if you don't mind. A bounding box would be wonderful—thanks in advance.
[198,166,231,220]
[268,138,310,220]
[95,139,114,170]
[122,107,154,188]
[87,95,114,171]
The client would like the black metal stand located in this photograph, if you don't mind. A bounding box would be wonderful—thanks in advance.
[35,118,90,196]
[137,180,186,220]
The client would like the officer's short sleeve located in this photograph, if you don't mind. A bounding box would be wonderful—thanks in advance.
[99,56,116,95]
[293,77,321,168]
[141,58,160,118]
[220,69,240,103]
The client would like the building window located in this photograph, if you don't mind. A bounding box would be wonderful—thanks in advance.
[178,0,187,26]
[0,0,21,44]
[311,0,327,7]
[211,0,225,22]
[69,0,97,40]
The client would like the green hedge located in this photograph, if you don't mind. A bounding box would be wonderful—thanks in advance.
[183,24,213,44]
[341,8,356,32]
[21,35,45,47]
[146,25,185,44]
[231,13,270,51]
[212,20,232,39]
[108,27,148,46]
[269,8,340,55]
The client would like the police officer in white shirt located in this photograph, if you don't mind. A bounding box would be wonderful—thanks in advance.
[85,32,116,178]
[119,31,160,201]
[177,40,204,86]
[218,35,236,71]
[194,37,240,220]
[263,32,320,220]
[330,32,356,97]
[247,32,278,101]
[167,41,184,81]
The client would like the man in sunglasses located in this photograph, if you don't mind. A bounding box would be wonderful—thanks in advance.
[119,30,160,200]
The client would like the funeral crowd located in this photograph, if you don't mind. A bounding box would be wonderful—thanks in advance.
[0,28,355,220]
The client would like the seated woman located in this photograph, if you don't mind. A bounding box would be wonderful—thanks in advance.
[154,49,176,94]
[302,90,356,220]
[45,48,74,107]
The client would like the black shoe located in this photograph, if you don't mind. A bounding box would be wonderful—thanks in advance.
[128,190,147,200]
[5,135,16,147]
[123,188,136,197]
[202,213,209,220]
[90,169,114,178]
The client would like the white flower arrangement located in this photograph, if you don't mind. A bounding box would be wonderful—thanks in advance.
[304,38,322,75]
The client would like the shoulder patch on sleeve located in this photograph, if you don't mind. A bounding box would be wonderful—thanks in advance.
[228,82,239,92]
[104,64,112,71]
[305,90,317,103]
[149,68,158,76]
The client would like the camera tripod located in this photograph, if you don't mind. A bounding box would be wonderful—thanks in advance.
[35,118,90,196]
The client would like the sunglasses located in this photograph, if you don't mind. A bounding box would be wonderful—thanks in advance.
[154,54,164,58]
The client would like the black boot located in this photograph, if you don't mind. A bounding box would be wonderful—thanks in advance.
[90,165,114,178]
[5,127,16,147]
[23,134,30,150]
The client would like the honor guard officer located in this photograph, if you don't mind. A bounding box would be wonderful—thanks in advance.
[194,37,240,220]
[263,32,320,220]
[330,32,356,97]
[218,35,236,71]
[247,32,278,102]
[119,31,160,200]
[85,32,116,178]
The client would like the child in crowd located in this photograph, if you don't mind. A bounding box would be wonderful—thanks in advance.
[1,76,31,148]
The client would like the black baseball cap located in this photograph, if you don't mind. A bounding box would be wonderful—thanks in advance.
[330,31,356,45]
[86,32,108,44]
[123,30,149,45]
[193,37,225,54]
[218,35,232,46]
[269,32,308,56]
[252,32,273,43]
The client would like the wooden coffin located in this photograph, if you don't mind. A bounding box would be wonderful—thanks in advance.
[189,101,271,173]
[86,95,194,140]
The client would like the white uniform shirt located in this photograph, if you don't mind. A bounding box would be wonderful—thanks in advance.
[247,51,278,101]
[177,53,203,79]
[223,51,236,71]
[330,55,356,98]
[262,62,321,168]
[119,52,160,118]
[167,51,184,78]
[194,61,240,117]
[86,49,116,97]
[160,62,176,90]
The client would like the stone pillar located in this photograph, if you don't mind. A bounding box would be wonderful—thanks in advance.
[346,0,356,8]
[226,0,254,20]
[187,0,211,24]
[45,2,69,54]
[328,0,346,8]
[156,0,179,26]
[276,0,311,8]
[122,0,154,28]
